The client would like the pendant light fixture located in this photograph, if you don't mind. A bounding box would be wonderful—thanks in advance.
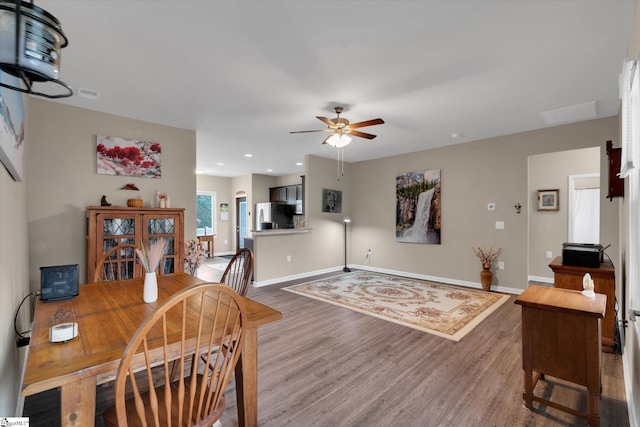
[0,0,72,98]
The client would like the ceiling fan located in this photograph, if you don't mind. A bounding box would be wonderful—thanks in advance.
[290,106,384,147]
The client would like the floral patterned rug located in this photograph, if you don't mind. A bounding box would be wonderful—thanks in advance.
[283,271,510,341]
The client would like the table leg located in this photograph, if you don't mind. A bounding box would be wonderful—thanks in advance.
[523,371,534,409]
[60,377,96,426]
[236,327,258,427]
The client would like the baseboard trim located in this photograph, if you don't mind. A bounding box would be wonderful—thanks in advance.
[15,335,30,416]
[252,266,343,287]
[254,264,524,294]
[622,326,639,427]
[528,275,554,284]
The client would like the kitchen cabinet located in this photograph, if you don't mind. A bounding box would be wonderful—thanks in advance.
[269,187,287,202]
[86,206,184,283]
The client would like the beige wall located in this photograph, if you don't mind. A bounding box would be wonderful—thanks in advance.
[26,99,197,285]
[0,155,30,415]
[349,116,618,294]
[252,155,351,283]
[528,147,600,279]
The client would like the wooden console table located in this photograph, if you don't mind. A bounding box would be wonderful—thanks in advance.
[198,234,214,258]
[515,285,606,427]
[549,256,615,352]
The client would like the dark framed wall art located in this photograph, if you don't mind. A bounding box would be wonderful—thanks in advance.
[321,189,342,213]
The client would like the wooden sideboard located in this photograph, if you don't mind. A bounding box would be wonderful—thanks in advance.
[548,256,615,353]
[515,285,605,426]
[86,206,184,282]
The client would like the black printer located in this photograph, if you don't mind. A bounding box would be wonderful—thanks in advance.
[562,243,604,268]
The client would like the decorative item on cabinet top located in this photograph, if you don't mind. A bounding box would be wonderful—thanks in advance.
[85,206,184,283]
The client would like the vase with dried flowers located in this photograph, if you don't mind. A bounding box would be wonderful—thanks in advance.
[158,192,168,208]
[473,245,502,291]
[184,238,205,275]
[136,238,168,303]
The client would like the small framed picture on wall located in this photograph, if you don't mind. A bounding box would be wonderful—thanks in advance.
[537,189,559,211]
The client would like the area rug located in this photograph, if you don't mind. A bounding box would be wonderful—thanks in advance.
[208,263,229,272]
[283,271,509,341]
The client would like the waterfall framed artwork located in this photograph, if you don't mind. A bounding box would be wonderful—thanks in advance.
[0,71,25,182]
[96,135,161,178]
[396,169,441,244]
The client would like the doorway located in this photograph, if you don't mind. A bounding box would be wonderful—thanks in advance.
[528,147,600,282]
[236,196,247,251]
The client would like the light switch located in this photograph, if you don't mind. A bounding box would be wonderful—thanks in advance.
[546,251,553,259]
[495,221,505,229]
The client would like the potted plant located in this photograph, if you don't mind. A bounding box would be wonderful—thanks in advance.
[473,245,502,291]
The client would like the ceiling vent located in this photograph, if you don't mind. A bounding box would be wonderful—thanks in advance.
[539,101,597,126]
[0,0,72,98]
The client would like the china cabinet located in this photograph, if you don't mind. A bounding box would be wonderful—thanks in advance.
[86,206,184,282]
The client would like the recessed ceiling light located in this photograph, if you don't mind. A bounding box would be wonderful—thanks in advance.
[267,169,273,172]
[195,169,204,174]
[216,162,224,166]
[245,154,253,158]
[296,162,303,166]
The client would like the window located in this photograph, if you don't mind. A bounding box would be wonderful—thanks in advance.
[196,192,216,235]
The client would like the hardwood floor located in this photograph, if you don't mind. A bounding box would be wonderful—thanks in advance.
[23,266,629,426]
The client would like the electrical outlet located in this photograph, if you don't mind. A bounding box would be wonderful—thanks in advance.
[495,221,505,229]
[286,255,291,263]
[545,251,553,259]
[498,261,505,270]
[488,203,496,211]
[367,249,373,255]
[224,239,228,244]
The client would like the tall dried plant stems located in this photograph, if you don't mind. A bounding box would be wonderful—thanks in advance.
[473,245,502,268]
[136,238,169,273]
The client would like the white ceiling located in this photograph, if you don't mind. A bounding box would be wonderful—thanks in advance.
[34,0,635,177]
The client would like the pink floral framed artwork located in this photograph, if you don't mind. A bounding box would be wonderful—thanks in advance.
[96,135,161,178]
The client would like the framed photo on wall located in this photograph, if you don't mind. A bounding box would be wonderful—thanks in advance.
[321,189,342,213]
[537,189,559,211]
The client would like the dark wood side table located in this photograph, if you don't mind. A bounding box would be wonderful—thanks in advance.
[548,256,615,352]
[515,285,606,427]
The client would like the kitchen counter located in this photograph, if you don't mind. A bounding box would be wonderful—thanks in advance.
[251,228,312,236]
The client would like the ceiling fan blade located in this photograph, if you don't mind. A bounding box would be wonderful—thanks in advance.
[348,130,377,139]
[348,118,385,129]
[316,116,336,128]
[289,129,331,134]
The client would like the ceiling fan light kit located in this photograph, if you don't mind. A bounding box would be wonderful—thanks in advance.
[326,132,352,148]
[290,106,384,147]
[0,0,73,98]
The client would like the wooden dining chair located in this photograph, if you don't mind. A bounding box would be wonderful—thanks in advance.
[220,248,254,296]
[93,243,146,283]
[102,283,247,427]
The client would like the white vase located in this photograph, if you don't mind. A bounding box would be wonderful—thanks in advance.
[143,272,158,303]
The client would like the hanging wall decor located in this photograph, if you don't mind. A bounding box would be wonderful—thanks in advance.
[321,189,342,213]
[0,70,25,181]
[396,169,441,244]
[96,135,161,178]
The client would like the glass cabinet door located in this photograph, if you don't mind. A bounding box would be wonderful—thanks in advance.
[144,215,177,274]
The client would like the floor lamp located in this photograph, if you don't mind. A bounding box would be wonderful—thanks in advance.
[343,218,351,272]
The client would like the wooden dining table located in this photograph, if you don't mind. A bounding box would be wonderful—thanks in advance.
[21,273,282,426]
